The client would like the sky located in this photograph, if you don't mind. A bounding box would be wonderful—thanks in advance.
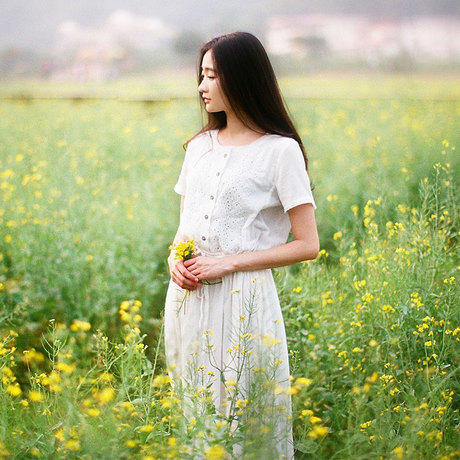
[1,0,459,50]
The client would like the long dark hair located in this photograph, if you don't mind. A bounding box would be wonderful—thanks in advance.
[189,32,308,169]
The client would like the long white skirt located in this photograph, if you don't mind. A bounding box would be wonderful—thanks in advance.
[164,269,294,459]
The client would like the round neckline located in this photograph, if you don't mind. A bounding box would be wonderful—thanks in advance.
[212,129,268,148]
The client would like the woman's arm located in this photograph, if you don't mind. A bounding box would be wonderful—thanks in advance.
[184,203,319,280]
[168,196,201,290]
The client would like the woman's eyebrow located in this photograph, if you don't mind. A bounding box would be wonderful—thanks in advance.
[201,66,216,72]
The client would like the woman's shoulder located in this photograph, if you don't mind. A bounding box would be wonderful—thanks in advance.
[262,134,302,156]
[186,130,214,152]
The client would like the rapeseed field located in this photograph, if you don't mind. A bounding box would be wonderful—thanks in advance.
[0,77,458,459]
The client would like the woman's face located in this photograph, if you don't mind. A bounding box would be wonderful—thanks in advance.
[198,50,230,113]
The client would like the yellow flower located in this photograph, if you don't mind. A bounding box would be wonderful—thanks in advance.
[161,397,178,409]
[87,408,101,417]
[139,424,154,433]
[7,384,22,397]
[28,391,44,402]
[0,442,9,456]
[333,231,342,240]
[119,311,130,323]
[23,349,45,364]
[99,372,114,382]
[133,314,142,323]
[70,320,91,332]
[2,366,13,377]
[296,377,312,386]
[93,387,115,405]
[307,425,329,439]
[392,446,404,459]
[153,374,172,387]
[205,444,227,460]
[125,440,136,448]
[55,362,76,374]
[65,440,81,451]
[54,428,65,442]
[169,239,196,261]
[167,437,177,447]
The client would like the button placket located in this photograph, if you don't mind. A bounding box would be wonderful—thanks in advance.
[201,147,231,244]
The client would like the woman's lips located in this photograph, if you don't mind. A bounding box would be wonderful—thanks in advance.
[203,97,210,104]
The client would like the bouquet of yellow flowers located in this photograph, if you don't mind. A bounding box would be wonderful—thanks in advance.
[169,239,196,261]
[169,239,221,315]
[169,239,222,285]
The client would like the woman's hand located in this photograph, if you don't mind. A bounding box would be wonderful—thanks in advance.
[184,255,235,281]
[168,254,201,290]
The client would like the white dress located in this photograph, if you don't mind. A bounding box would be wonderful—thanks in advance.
[164,129,316,458]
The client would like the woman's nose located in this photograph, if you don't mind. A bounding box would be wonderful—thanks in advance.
[198,79,207,93]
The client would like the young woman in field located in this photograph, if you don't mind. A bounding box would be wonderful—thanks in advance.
[165,32,319,457]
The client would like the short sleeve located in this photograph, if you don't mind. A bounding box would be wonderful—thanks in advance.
[173,147,191,196]
[274,140,317,212]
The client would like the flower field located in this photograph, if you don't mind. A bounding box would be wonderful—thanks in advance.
[0,76,458,459]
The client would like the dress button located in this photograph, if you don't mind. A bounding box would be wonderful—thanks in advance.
[224,153,228,158]
[216,172,220,176]
[204,215,209,219]
[202,236,206,241]
[210,195,214,200]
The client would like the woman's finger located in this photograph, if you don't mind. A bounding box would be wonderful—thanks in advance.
[174,262,200,286]
[177,263,199,283]
[183,258,197,268]
[172,271,198,290]
[188,266,199,275]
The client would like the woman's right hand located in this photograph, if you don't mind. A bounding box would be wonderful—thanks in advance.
[168,254,201,290]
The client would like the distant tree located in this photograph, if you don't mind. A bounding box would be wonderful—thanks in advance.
[173,30,205,57]
[293,36,329,59]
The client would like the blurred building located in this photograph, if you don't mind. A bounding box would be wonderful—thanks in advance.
[266,14,460,64]
[51,9,176,80]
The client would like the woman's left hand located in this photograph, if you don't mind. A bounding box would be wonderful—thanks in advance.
[183,255,234,281]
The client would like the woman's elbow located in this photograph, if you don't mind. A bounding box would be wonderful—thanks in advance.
[299,239,320,261]
[308,242,320,260]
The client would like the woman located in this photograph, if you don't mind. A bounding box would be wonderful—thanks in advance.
[165,32,319,458]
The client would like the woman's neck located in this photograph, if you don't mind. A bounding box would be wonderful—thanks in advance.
[218,110,264,146]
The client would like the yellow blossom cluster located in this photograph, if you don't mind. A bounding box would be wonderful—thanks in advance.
[169,238,196,261]
[70,320,91,332]
[119,299,143,325]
